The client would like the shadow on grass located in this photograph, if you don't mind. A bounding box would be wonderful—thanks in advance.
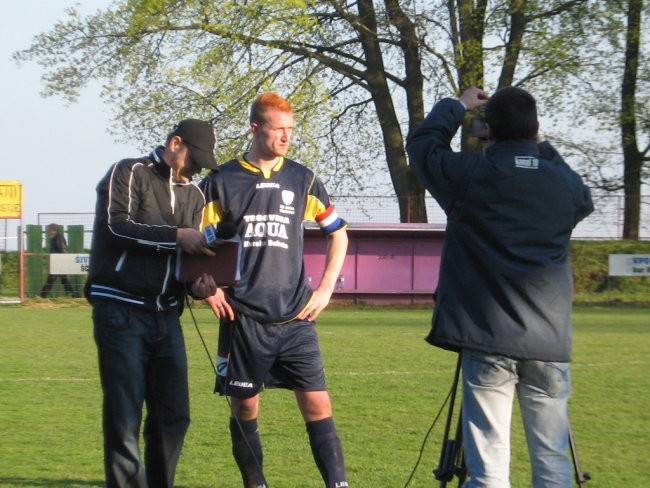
[0,479,103,487]
[0,479,201,488]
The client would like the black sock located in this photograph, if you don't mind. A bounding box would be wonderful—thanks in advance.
[230,417,267,488]
[306,417,349,488]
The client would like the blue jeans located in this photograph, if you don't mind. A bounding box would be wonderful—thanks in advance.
[461,350,572,488]
[93,301,190,488]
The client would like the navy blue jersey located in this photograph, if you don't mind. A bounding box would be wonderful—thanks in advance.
[200,156,346,323]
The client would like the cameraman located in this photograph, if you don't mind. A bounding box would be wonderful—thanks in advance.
[406,86,593,487]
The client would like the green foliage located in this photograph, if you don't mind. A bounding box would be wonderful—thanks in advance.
[571,240,650,302]
[0,305,648,486]
[15,1,617,200]
[0,253,18,295]
[540,0,649,215]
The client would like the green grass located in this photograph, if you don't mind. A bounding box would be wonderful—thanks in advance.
[0,304,648,487]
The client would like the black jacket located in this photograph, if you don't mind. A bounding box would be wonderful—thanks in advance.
[50,233,68,254]
[406,98,594,362]
[86,147,206,311]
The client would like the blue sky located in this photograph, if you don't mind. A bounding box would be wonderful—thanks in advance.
[2,1,136,227]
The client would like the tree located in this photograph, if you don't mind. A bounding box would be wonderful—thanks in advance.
[16,0,592,223]
[546,0,649,239]
[620,0,648,239]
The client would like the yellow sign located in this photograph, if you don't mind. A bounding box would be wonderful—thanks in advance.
[0,181,22,218]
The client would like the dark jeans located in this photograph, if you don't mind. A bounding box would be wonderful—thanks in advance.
[93,300,190,488]
[40,274,76,297]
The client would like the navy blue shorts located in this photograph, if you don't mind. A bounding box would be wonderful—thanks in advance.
[216,315,328,398]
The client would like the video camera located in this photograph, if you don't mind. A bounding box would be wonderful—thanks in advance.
[470,117,488,141]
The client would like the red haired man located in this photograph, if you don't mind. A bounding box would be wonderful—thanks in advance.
[201,92,350,488]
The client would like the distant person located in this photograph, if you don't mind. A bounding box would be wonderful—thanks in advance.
[39,223,77,298]
[406,86,594,487]
[200,92,350,488]
[86,119,220,488]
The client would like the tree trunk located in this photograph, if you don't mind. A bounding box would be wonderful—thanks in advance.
[376,98,428,223]
[358,0,427,223]
[621,0,642,239]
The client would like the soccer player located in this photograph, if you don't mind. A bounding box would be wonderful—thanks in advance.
[200,92,350,488]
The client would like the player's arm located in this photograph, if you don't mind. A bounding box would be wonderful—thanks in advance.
[198,172,236,319]
[297,226,348,321]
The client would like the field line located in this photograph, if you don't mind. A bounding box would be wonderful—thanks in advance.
[0,377,94,382]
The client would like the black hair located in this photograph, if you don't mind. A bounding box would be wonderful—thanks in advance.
[485,86,539,142]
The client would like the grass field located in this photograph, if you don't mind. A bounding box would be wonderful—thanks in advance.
[0,303,648,487]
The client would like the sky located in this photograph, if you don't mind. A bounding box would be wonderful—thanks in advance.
[2,0,136,229]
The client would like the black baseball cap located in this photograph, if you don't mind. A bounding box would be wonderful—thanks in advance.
[172,119,218,170]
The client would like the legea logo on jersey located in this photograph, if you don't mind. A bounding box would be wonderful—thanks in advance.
[280,190,296,215]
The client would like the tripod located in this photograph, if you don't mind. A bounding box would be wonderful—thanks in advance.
[434,355,466,487]
[434,355,591,487]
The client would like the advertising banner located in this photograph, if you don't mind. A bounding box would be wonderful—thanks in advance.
[608,254,650,276]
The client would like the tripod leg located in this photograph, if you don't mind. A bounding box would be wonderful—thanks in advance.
[568,418,591,486]
[435,355,468,488]
[453,411,467,487]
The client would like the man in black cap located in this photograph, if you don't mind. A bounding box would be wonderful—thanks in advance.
[87,119,220,488]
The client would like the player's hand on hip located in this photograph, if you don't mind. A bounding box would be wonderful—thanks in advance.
[206,288,235,320]
[297,289,331,322]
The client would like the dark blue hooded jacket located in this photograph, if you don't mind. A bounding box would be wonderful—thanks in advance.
[406,98,593,361]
